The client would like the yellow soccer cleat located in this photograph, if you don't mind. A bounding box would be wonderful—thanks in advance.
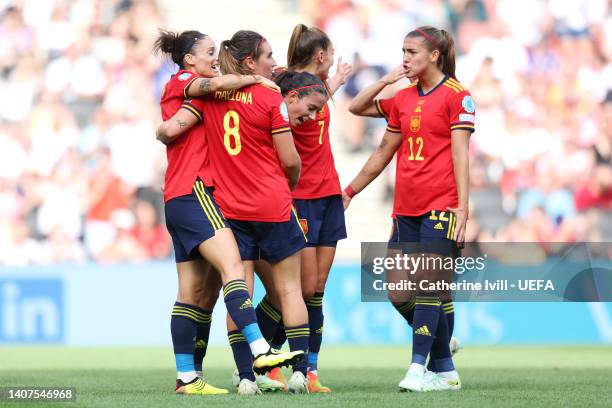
[175,378,229,395]
[307,371,331,393]
[252,348,305,375]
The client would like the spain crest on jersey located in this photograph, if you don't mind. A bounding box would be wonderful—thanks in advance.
[410,116,421,132]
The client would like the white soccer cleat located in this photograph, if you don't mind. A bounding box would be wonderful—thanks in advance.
[450,337,461,356]
[398,369,424,392]
[232,369,240,387]
[256,373,285,392]
[288,371,309,394]
[237,378,262,395]
[422,372,461,391]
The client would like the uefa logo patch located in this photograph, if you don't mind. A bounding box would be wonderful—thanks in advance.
[279,102,289,122]
[178,72,192,81]
[462,95,475,113]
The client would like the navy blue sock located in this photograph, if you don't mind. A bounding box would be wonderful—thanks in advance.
[256,296,282,342]
[223,280,266,350]
[171,302,201,378]
[228,330,256,382]
[427,305,455,372]
[443,301,455,336]
[193,308,212,374]
[286,324,309,375]
[411,296,441,365]
[306,292,324,372]
[271,324,286,349]
[427,301,455,372]
[392,299,415,326]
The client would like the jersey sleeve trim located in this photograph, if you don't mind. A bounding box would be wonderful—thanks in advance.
[271,126,291,135]
[183,76,200,99]
[450,123,475,132]
[180,103,203,121]
[375,99,389,119]
[386,125,401,133]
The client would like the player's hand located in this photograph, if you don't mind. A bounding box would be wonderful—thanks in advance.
[446,206,468,244]
[255,75,280,92]
[342,191,352,210]
[332,57,353,86]
[381,65,408,85]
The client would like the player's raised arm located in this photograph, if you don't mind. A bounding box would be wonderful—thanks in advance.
[327,56,353,95]
[348,65,407,117]
[343,130,402,208]
[185,73,279,96]
[155,106,199,145]
[272,129,302,191]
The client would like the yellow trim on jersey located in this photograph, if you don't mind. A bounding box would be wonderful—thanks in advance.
[451,124,475,131]
[386,126,401,133]
[443,82,463,93]
[271,127,291,135]
[447,78,465,91]
[375,99,389,119]
[181,104,202,121]
[183,76,200,99]
[195,181,225,229]
[292,206,308,242]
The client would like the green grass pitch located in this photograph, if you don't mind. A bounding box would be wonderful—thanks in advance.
[1,345,611,407]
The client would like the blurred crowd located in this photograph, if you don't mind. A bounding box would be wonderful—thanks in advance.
[0,0,610,266]
[313,0,612,244]
[0,0,171,265]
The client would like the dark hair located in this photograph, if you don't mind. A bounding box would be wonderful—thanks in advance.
[218,30,266,75]
[287,23,331,70]
[153,29,206,69]
[274,70,328,98]
[406,26,456,79]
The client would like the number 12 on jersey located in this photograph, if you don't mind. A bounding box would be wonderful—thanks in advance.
[406,136,424,161]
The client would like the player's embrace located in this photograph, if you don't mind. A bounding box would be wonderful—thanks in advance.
[154,29,304,396]
[343,26,474,392]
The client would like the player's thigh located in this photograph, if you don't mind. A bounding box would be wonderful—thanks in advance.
[197,228,245,283]
[255,259,281,308]
[270,252,302,298]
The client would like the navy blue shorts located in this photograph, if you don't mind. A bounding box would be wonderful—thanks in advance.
[389,210,459,256]
[227,209,307,263]
[164,179,227,263]
[294,195,347,247]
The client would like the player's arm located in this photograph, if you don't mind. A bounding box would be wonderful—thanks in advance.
[185,74,279,97]
[156,107,199,145]
[348,65,407,117]
[327,57,353,95]
[342,130,402,208]
[447,129,471,243]
[272,130,301,191]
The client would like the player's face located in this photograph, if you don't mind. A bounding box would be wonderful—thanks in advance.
[317,45,334,80]
[252,41,277,79]
[185,37,219,77]
[402,36,438,78]
[285,90,327,127]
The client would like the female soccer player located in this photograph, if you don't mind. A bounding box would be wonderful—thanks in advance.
[348,66,461,374]
[154,29,303,396]
[343,26,474,392]
[254,24,351,393]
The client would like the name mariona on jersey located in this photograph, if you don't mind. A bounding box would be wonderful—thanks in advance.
[214,90,253,105]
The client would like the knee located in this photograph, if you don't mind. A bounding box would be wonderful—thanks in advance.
[198,289,220,310]
[302,288,315,302]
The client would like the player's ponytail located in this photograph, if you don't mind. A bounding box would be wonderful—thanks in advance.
[218,30,266,75]
[287,23,331,70]
[274,70,327,98]
[406,26,456,79]
[153,29,205,69]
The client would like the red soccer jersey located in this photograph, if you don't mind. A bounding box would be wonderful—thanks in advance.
[202,84,293,221]
[160,69,212,202]
[291,103,341,199]
[385,76,475,216]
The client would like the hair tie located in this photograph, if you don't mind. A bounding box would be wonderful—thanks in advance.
[415,28,438,48]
